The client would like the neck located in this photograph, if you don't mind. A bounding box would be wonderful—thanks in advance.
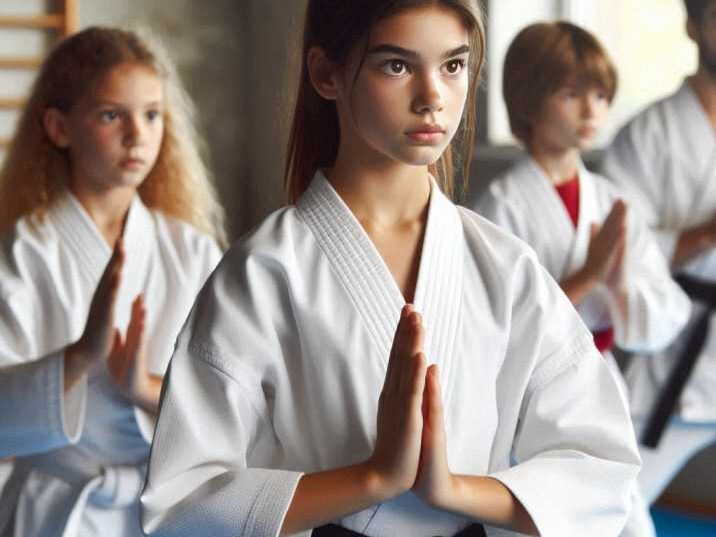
[70,179,136,246]
[328,144,431,229]
[528,141,580,186]
[688,69,716,125]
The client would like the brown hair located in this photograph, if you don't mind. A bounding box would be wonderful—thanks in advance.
[0,26,226,244]
[284,0,486,203]
[503,21,617,145]
[684,0,713,23]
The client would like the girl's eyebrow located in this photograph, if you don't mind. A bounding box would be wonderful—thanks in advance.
[367,44,470,60]
[91,99,163,108]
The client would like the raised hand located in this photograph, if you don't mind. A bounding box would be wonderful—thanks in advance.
[108,295,161,413]
[584,199,627,284]
[368,304,428,496]
[604,228,627,293]
[413,364,454,509]
[65,240,125,389]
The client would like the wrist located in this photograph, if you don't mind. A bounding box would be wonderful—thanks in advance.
[63,339,93,392]
[360,459,408,503]
[577,265,600,287]
[429,473,462,512]
[65,339,92,370]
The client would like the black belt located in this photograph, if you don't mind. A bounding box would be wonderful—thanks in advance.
[641,273,716,448]
[313,523,486,536]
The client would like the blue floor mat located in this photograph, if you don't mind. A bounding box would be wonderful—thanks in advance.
[652,507,716,536]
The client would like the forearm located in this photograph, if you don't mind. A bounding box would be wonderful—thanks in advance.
[439,475,538,535]
[560,268,597,306]
[673,223,716,267]
[281,460,396,536]
[130,374,162,414]
[64,341,93,392]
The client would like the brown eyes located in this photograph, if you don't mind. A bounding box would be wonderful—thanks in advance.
[382,60,408,76]
[380,58,467,77]
[442,59,466,76]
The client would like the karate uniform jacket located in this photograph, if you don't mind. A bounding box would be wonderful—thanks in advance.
[0,190,221,537]
[141,173,641,537]
[476,157,690,357]
[603,81,716,422]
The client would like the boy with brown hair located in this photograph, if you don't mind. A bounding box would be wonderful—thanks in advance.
[477,21,692,536]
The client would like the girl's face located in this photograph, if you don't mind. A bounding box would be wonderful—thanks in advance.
[335,5,471,168]
[57,62,164,193]
[531,80,609,152]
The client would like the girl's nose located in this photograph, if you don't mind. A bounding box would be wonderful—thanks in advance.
[412,73,445,115]
[123,117,142,147]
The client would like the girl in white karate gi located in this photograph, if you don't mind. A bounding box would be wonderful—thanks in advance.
[0,27,224,537]
[476,22,692,537]
[142,2,641,536]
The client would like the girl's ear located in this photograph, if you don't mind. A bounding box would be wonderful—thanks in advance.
[307,46,340,100]
[43,108,71,148]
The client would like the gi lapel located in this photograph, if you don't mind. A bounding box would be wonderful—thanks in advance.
[51,191,111,287]
[565,163,599,277]
[297,172,464,378]
[411,179,464,405]
[518,159,577,279]
[297,173,404,368]
[51,191,152,331]
[113,196,153,331]
[676,83,716,223]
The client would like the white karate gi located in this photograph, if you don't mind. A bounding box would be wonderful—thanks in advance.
[141,172,641,537]
[602,80,716,533]
[476,157,692,537]
[0,190,221,537]
[476,157,690,359]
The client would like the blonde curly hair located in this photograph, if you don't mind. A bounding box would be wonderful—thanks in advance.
[0,26,226,245]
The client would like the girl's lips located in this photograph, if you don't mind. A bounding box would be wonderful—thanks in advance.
[406,131,445,142]
[578,126,597,138]
[121,158,145,170]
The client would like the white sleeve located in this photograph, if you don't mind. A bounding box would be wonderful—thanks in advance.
[0,276,87,457]
[602,122,679,261]
[606,209,691,352]
[141,248,303,537]
[141,340,302,537]
[0,351,87,457]
[487,254,641,536]
[489,335,640,537]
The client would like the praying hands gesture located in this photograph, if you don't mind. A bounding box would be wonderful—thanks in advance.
[586,199,627,291]
[107,295,162,414]
[368,304,427,494]
[561,200,627,306]
[401,307,538,535]
[64,238,161,412]
[281,304,537,535]
[64,239,124,391]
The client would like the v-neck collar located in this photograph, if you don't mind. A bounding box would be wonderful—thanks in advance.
[51,190,151,287]
[679,80,716,141]
[519,157,598,279]
[296,171,464,370]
